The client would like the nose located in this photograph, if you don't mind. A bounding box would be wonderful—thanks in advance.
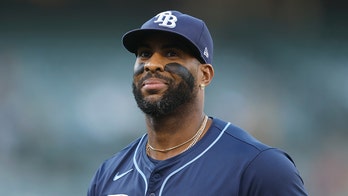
[143,53,165,73]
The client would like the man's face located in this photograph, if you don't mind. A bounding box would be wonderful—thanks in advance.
[132,33,201,117]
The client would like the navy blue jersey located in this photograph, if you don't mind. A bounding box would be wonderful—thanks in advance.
[88,118,307,196]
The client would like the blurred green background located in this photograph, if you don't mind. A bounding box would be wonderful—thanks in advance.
[1,0,347,195]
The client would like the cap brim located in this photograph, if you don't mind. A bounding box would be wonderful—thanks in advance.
[122,29,204,63]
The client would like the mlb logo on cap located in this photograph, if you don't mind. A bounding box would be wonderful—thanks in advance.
[154,11,178,28]
[122,10,214,64]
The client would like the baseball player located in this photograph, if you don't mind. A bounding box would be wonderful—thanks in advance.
[88,10,308,196]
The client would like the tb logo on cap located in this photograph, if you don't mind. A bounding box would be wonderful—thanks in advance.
[154,11,177,28]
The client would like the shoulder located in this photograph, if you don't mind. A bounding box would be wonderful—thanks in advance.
[239,148,307,195]
[97,137,143,173]
[207,118,293,173]
[88,136,143,191]
[210,118,307,195]
[210,117,272,152]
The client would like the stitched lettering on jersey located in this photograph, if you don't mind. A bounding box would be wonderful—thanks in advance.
[154,11,177,28]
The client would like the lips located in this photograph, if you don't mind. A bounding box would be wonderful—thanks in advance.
[142,78,168,91]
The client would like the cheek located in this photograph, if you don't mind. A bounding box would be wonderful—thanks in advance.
[133,63,145,89]
[133,74,142,89]
[165,63,192,80]
[134,62,144,76]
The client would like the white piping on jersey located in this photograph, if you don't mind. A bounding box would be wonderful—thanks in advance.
[159,122,231,196]
[133,134,148,196]
[133,122,231,196]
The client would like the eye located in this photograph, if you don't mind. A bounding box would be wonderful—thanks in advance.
[166,49,179,57]
[137,49,152,58]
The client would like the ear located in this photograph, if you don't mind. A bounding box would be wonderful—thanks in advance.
[199,64,214,87]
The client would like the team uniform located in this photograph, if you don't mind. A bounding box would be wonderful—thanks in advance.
[88,117,307,196]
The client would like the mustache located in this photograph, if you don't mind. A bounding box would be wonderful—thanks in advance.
[138,72,172,86]
[134,62,189,76]
[134,63,195,90]
[134,62,191,86]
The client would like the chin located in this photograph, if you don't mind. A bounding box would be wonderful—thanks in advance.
[143,94,163,103]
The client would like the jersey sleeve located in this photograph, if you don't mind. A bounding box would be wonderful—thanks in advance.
[87,166,101,196]
[87,161,108,196]
[239,148,308,196]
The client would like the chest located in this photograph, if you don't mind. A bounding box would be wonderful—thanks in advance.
[101,153,244,196]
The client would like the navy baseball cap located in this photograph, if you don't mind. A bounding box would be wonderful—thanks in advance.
[122,10,213,64]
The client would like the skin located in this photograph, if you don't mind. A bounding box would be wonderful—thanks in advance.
[132,33,214,160]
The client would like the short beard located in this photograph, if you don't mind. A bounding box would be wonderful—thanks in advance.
[132,64,196,118]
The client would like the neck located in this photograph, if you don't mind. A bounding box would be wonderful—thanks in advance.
[146,103,203,133]
[145,107,210,160]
